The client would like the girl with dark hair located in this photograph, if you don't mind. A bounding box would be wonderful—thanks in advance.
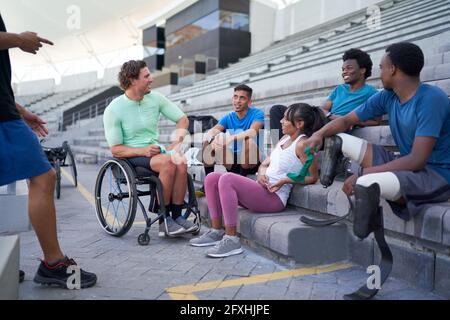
[190,103,327,257]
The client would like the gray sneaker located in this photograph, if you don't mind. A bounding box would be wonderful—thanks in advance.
[206,235,244,258]
[175,216,198,233]
[189,229,224,247]
[159,216,186,237]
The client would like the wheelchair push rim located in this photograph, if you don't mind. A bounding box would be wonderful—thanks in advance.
[94,159,137,236]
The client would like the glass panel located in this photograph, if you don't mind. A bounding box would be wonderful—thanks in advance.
[166,11,219,49]
[220,11,249,31]
[166,10,249,50]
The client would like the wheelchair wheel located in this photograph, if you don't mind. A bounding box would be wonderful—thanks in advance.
[94,159,137,237]
[63,141,78,187]
[138,233,150,246]
[54,160,61,199]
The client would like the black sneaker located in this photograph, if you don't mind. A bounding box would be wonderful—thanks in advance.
[33,256,97,289]
[320,135,344,188]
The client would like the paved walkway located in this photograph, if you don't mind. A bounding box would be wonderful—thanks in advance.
[18,163,443,300]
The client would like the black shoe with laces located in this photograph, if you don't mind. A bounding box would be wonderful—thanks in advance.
[33,256,97,289]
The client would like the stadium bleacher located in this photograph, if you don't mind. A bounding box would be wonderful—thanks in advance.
[9,0,450,298]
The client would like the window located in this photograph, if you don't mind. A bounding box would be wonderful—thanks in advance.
[166,10,249,49]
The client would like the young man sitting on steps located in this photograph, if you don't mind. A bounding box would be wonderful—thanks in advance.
[197,84,265,196]
[304,42,450,239]
[270,48,380,145]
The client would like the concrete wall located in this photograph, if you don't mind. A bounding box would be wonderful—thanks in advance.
[250,0,276,53]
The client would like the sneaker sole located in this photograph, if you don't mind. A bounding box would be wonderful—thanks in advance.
[189,240,220,247]
[183,225,200,233]
[207,248,244,258]
[165,226,186,236]
[33,274,97,289]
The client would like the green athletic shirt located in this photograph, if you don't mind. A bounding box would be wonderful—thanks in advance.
[103,91,185,148]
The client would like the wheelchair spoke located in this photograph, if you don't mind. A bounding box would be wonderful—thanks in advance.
[95,160,137,237]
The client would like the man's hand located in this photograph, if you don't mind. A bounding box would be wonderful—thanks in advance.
[342,174,358,196]
[144,145,161,157]
[166,141,182,153]
[304,132,324,154]
[18,32,53,54]
[212,134,233,149]
[22,109,48,137]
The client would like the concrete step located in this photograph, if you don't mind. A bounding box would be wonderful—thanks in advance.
[0,235,20,299]
[71,145,111,164]
[0,181,30,233]
[75,153,98,165]
[238,208,349,265]
[288,181,450,247]
[73,136,107,147]
[196,195,348,265]
[88,128,105,137]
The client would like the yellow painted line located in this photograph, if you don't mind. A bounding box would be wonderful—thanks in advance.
[166,262,353,299]
[61,167,95,204]
[62,169,351,301]
[168,293,199,300]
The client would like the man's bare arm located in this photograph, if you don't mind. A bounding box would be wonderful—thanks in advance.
[110,144,160,158]
[0,31,53,53]
[231,121,264,141]
[204,124,225,142]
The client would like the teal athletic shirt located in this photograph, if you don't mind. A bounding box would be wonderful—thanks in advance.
[103,91,185,148]
[328,84,378,116]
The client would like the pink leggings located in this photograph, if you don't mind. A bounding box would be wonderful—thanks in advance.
[205,172,285,227]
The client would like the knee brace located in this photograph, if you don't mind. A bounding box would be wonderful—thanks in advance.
[337,133,368,165]
[356,172,401,202]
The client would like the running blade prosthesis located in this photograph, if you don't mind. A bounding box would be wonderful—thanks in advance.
[300,183,393,300]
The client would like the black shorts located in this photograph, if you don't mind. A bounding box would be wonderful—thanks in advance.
[226,152,260,176]
[372,144,450,220]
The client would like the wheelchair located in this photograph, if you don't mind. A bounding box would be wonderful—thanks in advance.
[94,157,201,245]
[42,140,78,199]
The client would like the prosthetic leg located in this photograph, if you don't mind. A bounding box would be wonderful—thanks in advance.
[301,183,393,300]
[344,183,393,300]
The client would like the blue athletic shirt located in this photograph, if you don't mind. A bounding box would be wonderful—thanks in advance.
[218,107,265,153]
[355,84,450,184]
[328,84,378,116]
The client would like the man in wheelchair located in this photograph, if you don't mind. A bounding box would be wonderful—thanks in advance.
[103,60,195,237]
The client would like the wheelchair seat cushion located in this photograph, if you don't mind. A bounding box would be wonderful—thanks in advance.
[134,166,157,177]
[122,156,158,178]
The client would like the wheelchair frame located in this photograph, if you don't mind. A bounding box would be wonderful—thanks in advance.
[42,140,78,199]
[94,158,201,245]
